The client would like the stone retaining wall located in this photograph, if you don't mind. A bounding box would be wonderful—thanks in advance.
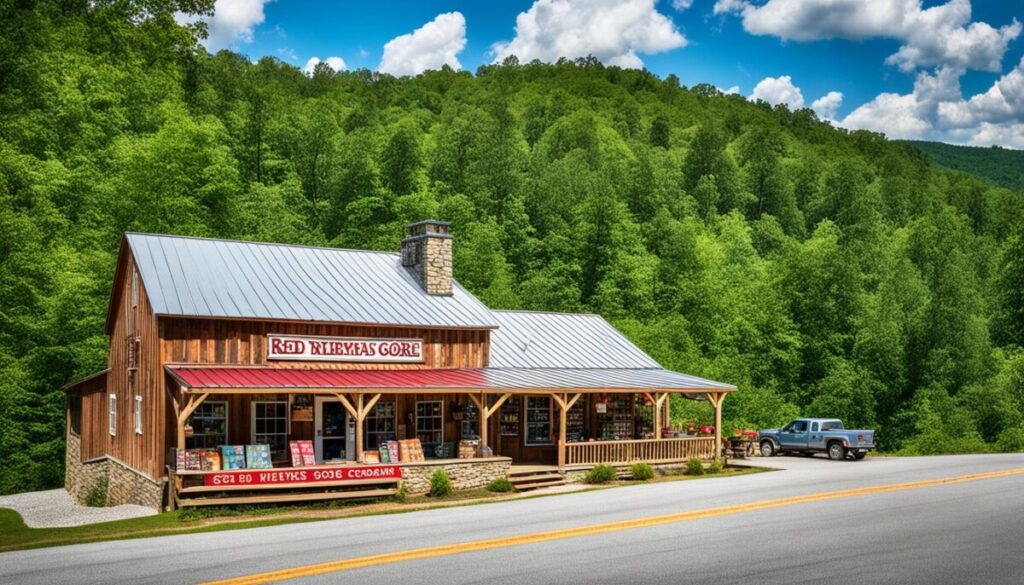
[399,457,511,493]
[65,434,163,510]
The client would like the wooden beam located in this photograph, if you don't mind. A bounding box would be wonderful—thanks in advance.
[558,395,568,471]
[466,393,483,411]
[565,393,583,411]
[710,392,724,461]
[483,393,512,419]
[361,393,382,417]
[333,393,359,419]
[354,394,365,462]
[176,392,209,450]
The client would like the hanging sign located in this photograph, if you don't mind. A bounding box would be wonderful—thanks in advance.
[203,464,402,487]
[267,334,424,363]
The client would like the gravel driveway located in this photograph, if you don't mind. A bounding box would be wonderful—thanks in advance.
[0,489,156,528]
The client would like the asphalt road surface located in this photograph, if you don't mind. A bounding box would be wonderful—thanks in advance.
[3,454,1024,585]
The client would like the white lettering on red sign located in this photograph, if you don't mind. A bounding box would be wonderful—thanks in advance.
[267,335,423,363]
[203,465,402,487]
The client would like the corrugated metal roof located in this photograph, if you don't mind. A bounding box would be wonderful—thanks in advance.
[167,366,734,392]
[126,233,498,329]
[488,311,661,369]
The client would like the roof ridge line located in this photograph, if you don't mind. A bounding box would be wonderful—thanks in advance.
[125,232,401,256]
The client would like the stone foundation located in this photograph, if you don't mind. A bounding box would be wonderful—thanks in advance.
[399,457,511,493]
[65,435,164,510]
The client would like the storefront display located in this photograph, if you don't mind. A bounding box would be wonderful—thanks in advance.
[222,445,246,470]
[597,395,634,440]
[566,401,586,442]
[289,440,316,467]
[500,400,520,436]
[245,444,272,469]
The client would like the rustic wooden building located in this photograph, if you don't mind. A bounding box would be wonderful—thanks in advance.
[64,221,734,509]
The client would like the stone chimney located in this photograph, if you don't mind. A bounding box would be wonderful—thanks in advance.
[401,220,453,296]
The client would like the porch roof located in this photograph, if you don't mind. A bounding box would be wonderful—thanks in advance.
[165,366,735,394]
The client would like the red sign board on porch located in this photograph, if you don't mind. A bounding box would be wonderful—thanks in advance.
[267,334,424,363]
[202,464,402,487]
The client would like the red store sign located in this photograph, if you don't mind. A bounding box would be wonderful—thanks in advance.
[203,465,402,487]
[267,334,424,363]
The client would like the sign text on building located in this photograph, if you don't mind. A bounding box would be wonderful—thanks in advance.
[267,334,424,363]
[203,464,402,487]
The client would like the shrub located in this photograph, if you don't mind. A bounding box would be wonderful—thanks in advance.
[708,460,724,474]
[630,463,655,481]
[84,476,108,507]
[486,478,516,493]
[684,457,705,476]
[584,464,617,484]
[392,481,409,503]
[429,469,452,497]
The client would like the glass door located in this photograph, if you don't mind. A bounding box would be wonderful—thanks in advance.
[315,398,352,463]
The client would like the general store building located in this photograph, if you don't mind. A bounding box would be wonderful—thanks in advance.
[64,221,734,509]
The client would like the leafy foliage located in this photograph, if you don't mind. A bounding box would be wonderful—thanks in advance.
[486,478,516,493]
[684,458,705,476]
[584,465,618,484]
[428,469,452,497]
[629,463,655,481]
[1,3,1023,495]
[905,141,1024,191]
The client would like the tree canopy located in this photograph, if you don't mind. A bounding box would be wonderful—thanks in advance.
[1,1,1023,494]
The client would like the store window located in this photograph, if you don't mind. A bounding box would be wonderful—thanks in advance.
[364,401,396,450]
[187,401,227,449]
[134,395,143,435]
[525,396,553,446]
[461,401,479,440]
[415,401,443,455]
[108,394,116,436]
[252,401,289,460]
[500,399,520,436]
[69,394,82,437]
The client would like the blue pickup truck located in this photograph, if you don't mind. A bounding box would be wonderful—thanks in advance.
[759,418,875,460]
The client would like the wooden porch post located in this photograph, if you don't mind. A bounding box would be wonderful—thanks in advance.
[710,392,725,461]
[470,393,511,457]
[653,393,669,439]
[176,392,209,451]
[551,393,582,471]
[340,392,381,462]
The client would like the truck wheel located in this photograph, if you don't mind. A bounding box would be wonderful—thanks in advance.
[828,442,846,461]
[853,452,867,460]
[760,440,776,457]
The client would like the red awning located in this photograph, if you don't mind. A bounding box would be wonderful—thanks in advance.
[167,367,490,390]
[166,366,734,393]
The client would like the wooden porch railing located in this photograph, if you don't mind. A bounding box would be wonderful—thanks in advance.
[563,437,716,467]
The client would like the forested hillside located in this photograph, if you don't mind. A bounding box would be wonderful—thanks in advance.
[905,141,1024,191]
[2,2,1024,494]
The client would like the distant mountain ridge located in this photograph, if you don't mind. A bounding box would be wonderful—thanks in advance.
[904,140,1024,191]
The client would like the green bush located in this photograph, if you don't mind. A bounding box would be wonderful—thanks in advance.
[684,457,705,476]
[630,463,655,481]
[486,478,516,493]
[584,464,617,484]
[84,476,108,507]
[392,481,409,502]
[996,426,1024,453]
[708,459,724,474]
[429,469,452,497]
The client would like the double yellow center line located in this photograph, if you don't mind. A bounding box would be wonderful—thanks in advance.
[204,466,1024,585]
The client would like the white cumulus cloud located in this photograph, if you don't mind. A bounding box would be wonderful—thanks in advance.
[303,56,347,75]
[379,12,466,76]
[839,64,1024,147]
[811,91,844,120]
[491,0,686,69]
[671,0,694,10]
[720,85,740,95]
[714,0,1020,73]
[751,75,804,109]
[178,0,271,52]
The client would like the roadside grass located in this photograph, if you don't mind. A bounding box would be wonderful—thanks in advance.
[0,465,771,553]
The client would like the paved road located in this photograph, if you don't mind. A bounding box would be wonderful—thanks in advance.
[3,454,1023,585]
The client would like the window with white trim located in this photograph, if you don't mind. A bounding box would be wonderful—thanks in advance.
[108,394,116,436]
[525,396,553,446]
[186,401,228,449]
[252,401,289,460]
[134,395,143,435]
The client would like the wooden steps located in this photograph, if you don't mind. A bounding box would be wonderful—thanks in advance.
[508,466,566,491]
[178,487,397,507]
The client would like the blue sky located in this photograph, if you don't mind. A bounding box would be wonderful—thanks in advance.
[196,1,1024,147]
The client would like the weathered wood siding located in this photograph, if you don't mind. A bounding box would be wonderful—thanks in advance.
[104,249,165,478]
[158,318,490,369]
